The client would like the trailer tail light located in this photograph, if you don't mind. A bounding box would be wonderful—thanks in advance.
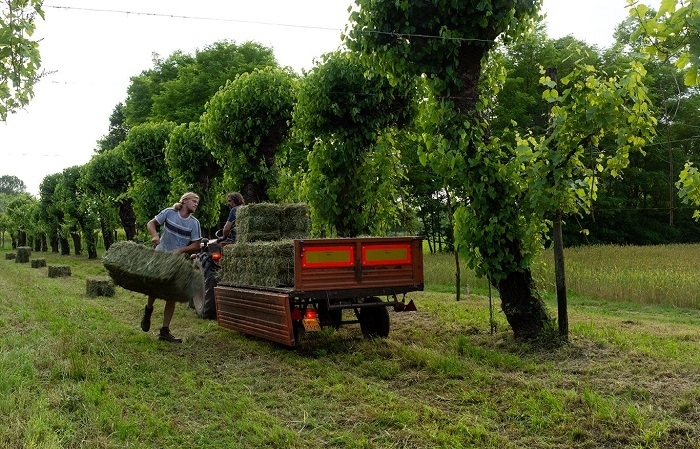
[302,307,321,332]
[211,252,222,261]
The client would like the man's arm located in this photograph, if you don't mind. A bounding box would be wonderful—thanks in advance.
[147,218,160,247]
[174,239,202,255]
[222,220,233,239]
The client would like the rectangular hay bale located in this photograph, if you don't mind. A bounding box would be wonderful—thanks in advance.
[48,265,71,278]
[220,241,295,288]
[15,246,31,263]
[86,276,116,297]
[235,202,310,243]
[30,258,46,268]
[102,241,202,303]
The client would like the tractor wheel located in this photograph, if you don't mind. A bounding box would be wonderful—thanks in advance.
[359,297,390,338]
[192,256,219,319]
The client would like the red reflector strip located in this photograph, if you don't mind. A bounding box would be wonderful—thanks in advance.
[361,244,411,266]
[211,253,222,261]
[301,246,355,268]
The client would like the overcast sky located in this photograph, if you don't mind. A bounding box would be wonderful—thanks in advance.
[1,0,632,197]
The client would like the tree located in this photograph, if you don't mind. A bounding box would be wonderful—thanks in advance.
[201,66,297,203]
[165,121,224,234]
[291,51,414,237]
[346,0,655,340]
[96,103,129,153]
[124,41,277,127]
[633,0,700,215]
[0,174,26,194]
[121,121,176,227]
[0,0,44,121]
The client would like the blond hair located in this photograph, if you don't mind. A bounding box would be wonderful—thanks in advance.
[173,192,199,210]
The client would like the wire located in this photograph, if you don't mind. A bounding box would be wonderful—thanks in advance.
[42,4,496,44]
[43,4,344,32]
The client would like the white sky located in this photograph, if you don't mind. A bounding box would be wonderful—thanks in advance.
[1,0,632,197]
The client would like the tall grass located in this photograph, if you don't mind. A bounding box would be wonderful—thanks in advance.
[424,244,700,309]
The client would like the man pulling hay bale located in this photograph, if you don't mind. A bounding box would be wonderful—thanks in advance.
[103,241,202,303]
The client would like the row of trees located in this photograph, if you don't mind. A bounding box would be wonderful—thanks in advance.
[2,0,698,340]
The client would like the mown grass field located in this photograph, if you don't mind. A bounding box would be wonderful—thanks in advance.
[1,245,699,448]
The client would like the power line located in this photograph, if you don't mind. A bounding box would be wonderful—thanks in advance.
[43,4,344,33]
[42,4,495,44]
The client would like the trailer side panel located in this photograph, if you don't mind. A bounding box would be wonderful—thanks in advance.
[214,286,295,346]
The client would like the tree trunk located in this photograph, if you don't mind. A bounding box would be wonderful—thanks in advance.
[100,218,115,251]
[59,237,70,255]
[118,199,137,241]
[497,268,551,340]
[71,228,82,256]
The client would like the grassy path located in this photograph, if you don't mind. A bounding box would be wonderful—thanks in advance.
[1,249,699,448]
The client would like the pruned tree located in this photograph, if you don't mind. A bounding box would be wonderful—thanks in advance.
[120,121,176,227]
[165,121,224,235]
[291,51,414,237]
[346,0,655,340]
[201,66,297,203]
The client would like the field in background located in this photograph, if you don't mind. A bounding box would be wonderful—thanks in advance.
[1,245,699,448]
[424,244,700,309]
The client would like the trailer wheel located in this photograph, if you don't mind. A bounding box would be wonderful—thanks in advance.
[192,256,219,319]
[359,297,390,338]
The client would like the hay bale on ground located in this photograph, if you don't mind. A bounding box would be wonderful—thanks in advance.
[220,241,295,287]
[15,246,31,263]
[102,241,202,303]
[5,253,16,260]
[86,276,116,297]
[30,258,46,268]
[48,265,72,278]
[236,202,310,243]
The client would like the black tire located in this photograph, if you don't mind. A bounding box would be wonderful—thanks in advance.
[192,255,219,319]
[359,297,390,338]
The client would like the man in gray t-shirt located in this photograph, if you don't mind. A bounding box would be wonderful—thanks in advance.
[141,192,202,343]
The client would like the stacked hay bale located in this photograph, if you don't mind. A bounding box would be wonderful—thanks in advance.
[220,203,310,288]
[102,241,203,303]
[15,246,31,263]
[5,253,16,260]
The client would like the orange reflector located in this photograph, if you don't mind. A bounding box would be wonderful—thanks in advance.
[290,308,303,320]
[404,299,417,312]
[211,252,222,261]
[304,308,318,320]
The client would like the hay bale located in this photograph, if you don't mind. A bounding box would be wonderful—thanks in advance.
[220,241,295,287]
[86,276,116,297]
[30,258,46,268]
[15,246,31,263]
[236,202,310,243]
[279,203,311,240]
[102,241,202,303]
[48,265,72,278]
[5,253,16,260]
[236,203,282,243]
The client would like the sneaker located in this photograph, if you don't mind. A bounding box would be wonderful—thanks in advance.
[158,327,182,343]
[140,306,153,332]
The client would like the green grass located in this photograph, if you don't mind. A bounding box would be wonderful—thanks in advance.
[1,246,700,448]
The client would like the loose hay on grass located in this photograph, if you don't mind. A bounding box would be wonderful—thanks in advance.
[102,241,202,303]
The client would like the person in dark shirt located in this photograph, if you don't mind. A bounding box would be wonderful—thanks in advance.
[222,192,245,242]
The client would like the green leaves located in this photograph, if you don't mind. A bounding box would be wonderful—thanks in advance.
[0,0,44,121]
